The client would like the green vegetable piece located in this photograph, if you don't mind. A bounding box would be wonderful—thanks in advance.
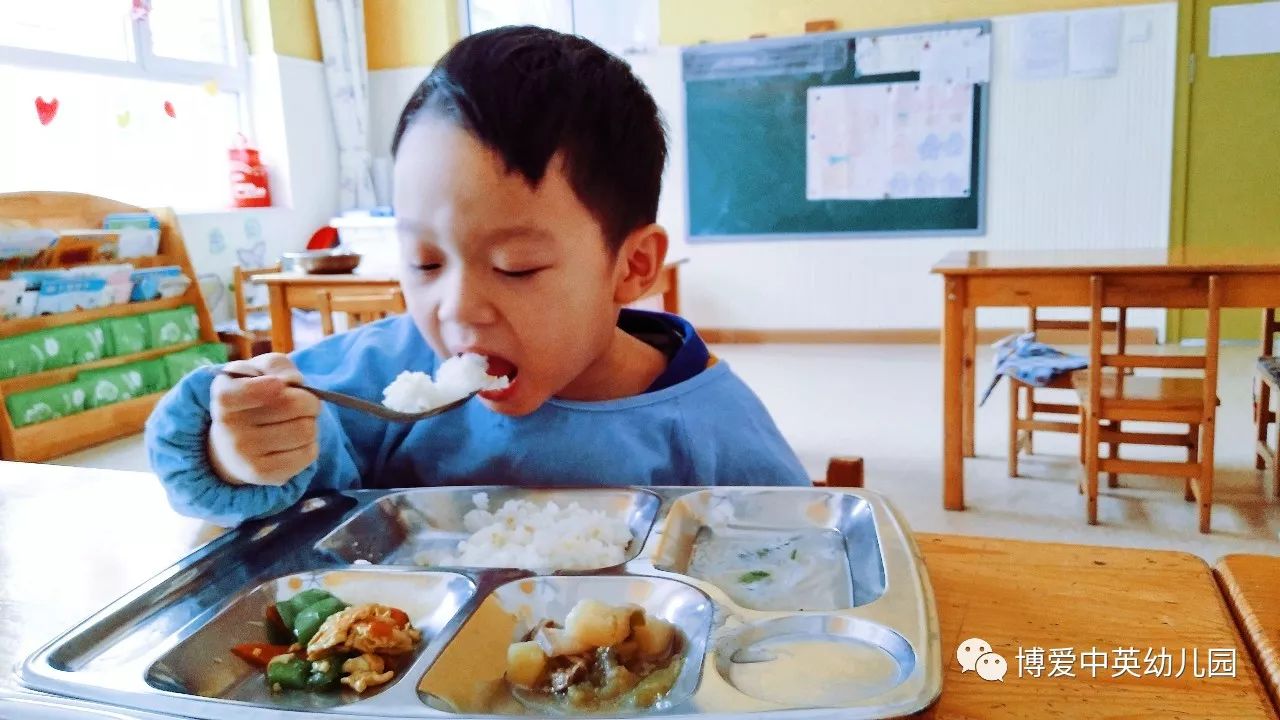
[293,597,347,645]
[266,616,294,646]
[738,570,771,584]
[307,656,345,690]
[266,655,309,690]
[276,589,335,629]
[621,656,683,709]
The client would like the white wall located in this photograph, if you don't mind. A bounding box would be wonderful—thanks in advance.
[629,3,1177,332]
[369,66,433,204]
[179,55,341,321]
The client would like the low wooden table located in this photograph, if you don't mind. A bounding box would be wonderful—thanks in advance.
[257,260,685,353]
[1,462,1274,717]
[932,250,1280,511]
[1216,554,1280,714]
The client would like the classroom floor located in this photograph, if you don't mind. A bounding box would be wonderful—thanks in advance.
[48,342,1280,560]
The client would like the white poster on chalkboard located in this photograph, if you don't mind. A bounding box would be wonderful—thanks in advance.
[806,85,894,200]
[920,32,990,84]
[807,82,974,201]
[886,83,974,199]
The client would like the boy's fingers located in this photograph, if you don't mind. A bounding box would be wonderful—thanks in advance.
[211,374,289,414]
[219,387,320,426]
[252,353,304,384]
[245,417,317,453]
[222,359,264,378]
[254,443,320,484]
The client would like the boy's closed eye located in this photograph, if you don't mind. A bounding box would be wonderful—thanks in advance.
[406,263,549,278]
[496,266,550,279]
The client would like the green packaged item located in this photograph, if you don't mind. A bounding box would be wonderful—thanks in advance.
[79,360,168,404]
[162,348,219,386]
[52,322,108,365]
[103,316,150,356]
[0,336,46,379]
[15,328,71,370]
[79,365,146,409]
[5,381,87,428]
[133,358,169,392]
[146,306,198,348]
[192,342,228,364]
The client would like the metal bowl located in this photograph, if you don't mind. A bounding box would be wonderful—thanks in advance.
[281,249,361,274]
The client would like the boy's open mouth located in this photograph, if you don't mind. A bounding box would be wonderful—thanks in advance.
[479,354,518,400]
[483,355,518,381]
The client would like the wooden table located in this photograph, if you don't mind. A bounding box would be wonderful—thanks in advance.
[932,250,1280,510]
[917,534,1275,718]
[2,461,1275,717]
[257,261,685,353]
[1216,554,1280,714]
[0,464,222,690]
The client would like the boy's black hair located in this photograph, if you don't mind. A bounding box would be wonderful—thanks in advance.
[392,26,667,251]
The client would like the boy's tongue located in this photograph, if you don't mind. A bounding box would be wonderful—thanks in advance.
[484,356,518,379]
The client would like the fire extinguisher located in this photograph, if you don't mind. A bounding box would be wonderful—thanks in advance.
[228,133,272,208]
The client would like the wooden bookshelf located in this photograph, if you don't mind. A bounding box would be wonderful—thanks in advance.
[5,392,168,462]
[0,191,217,462]
[0,340,201,395]
[0,295,193,338]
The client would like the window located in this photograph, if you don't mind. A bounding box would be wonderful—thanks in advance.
[465,0,575,36]
[0,0,250,210]
[463,0,658,54]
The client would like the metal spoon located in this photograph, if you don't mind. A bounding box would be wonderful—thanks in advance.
[219,370,476,422]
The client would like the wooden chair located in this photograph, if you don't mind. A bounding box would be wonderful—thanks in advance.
[316,288,407,336]
[216,263,280,360]
[1074,274,1221,533]
[1008,307,1127,479]
[1254,308,1280,494]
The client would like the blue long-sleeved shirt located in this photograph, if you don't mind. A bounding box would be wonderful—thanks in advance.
[145,311,808,526]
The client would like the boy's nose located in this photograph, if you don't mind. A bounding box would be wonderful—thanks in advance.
[437,270,498,326]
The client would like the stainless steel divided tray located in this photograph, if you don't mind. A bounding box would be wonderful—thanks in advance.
[19,486,941,719]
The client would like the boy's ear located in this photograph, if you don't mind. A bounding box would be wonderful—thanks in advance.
[612,224,669,306]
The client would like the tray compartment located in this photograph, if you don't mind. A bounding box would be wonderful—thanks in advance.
[316,487,660,571]
[652,489,886,611]
[419,574,713,715]
[146,568,474,709]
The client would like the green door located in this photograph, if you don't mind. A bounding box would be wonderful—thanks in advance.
[1175,0,1280,341]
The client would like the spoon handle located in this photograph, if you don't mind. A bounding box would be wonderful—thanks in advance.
[220,368,389,414]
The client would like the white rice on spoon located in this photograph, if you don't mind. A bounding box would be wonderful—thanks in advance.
[382,353,510,412]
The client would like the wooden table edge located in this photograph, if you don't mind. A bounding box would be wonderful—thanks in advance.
[1214,554,1280,716]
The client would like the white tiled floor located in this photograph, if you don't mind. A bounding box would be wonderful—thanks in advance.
[49,343,1280,559]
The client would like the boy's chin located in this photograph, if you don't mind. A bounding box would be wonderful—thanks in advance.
[475,386,543,417]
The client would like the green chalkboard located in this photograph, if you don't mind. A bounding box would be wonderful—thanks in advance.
[683,21,989,241]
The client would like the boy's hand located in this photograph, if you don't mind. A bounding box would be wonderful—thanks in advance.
[208,353,320,486]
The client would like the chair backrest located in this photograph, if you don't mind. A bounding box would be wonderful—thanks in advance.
[1028,306,1126,351]
[316,289,406,336]
[1263,308,1279,358]
[231,263,281,331]
[1085,273,1220,418]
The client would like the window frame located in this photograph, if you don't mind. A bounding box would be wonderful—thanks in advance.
[0,0,251,122]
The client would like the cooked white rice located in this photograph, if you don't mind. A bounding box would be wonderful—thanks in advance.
[382,353,509,412]
[417,492,632,571]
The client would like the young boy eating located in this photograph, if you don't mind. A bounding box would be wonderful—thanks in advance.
[147,26,808,526]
